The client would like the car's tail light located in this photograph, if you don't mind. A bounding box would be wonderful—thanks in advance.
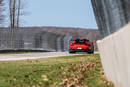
[70,42,75,46]
[85,42,90,46]
[71,43,74,46]
[71,41,76,46]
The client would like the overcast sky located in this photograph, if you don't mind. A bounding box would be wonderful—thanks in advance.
[21,0,97,29]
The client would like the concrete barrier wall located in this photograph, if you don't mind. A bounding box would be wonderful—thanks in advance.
[97,23,130,87]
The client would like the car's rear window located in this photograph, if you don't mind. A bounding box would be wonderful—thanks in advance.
[75,39,86,43]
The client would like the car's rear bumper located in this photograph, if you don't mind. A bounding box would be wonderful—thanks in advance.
[69,49,90,52]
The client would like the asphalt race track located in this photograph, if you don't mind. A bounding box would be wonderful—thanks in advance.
[0,52,99,61]
[0,52,82,61]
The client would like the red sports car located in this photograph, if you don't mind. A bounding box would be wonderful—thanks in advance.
[69,38,94,54]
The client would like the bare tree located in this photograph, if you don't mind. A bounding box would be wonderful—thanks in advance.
[17,0,20,28]
[0,0,4,25]
[9,0,16,28]
[9,0,24,28]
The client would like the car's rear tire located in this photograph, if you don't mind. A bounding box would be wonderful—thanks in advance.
[87,51,94,54]
[69,50,76,54]
[87,43,94,54]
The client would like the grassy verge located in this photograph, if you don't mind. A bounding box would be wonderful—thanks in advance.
[0,54,114,87]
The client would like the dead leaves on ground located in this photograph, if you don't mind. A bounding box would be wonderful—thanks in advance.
[59,61,97,87]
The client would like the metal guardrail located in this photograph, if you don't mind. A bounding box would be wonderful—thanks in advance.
[0,28,72,52]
